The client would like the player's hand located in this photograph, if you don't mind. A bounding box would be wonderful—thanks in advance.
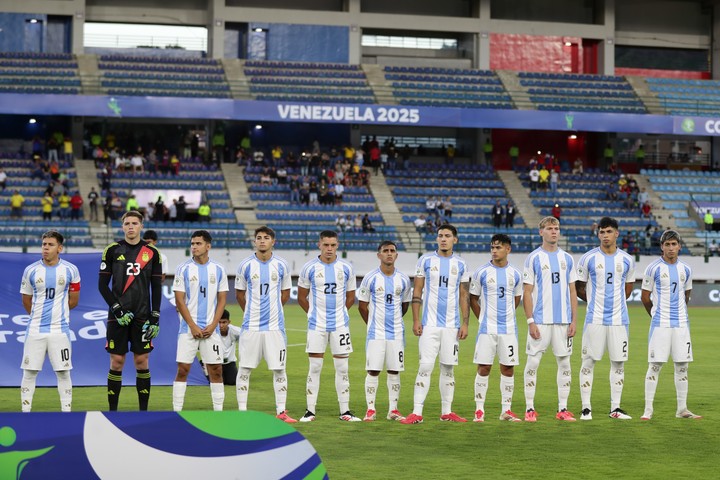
[142,311,160,339]
[458,323,468,340]
[412,320,423,337]
[201,325,215,338]
[189,324,203,338]
[567,321,576,338]
[528,323,541,340]
[111,303,134,326]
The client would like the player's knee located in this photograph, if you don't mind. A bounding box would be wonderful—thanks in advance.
[333,357,349,375]
[23,370,39,380]
[581,357,596,373]
[610,361,624,374]
[557,356,571,371]
[207,364,223,382]
[418,363,434,378]
[367,370,380,376]
[309,357,324,375]
[498,365,513,377]
[175,363,191,381]
[674,362,688,374]
[525,354,541,372]
[477,364,492,376]
[386,370,399,375]
[649,362,663,373]
[55,370,70,381]
[439,363,454,377]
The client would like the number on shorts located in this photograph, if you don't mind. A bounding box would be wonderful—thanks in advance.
[213,344,220,355]
[398,351,403,363]
[386,294,393,304]
[622,340,627,353]
[552,272,560,284]
[438,275,449,288]
[199,285,207,297]
[60,348,70,362]
[671,281,677,293]
[687,342,691,354]
[45,287,55,299]
[260,283,269,295]
[508,345,514,357]
[453,344,459,356]
[324,282,337,294]
[606,272,613,284]
[567,337,573,349]
[279,348,286,362]
[339,333,351,346]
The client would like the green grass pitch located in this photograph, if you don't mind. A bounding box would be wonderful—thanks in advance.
[2,305,718,479]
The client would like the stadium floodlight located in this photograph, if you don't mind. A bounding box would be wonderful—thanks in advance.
[28,118,37,124]
[254,124,263,130]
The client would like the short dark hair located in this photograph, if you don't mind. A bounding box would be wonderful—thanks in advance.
[42,230,64,245]
[191,230,212,243]
[320,230,338,240]
[598,217,619,230]
[377,240,397,252]
[121,210,144,223]
[437,223,458,238]
[660,230,681,244]
[142,229,158,241]
[220,309,230,320]
[491,233,511,246]
[254,226,276,239]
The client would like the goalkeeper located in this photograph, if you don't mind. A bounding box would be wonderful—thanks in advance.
[99,211,164,411]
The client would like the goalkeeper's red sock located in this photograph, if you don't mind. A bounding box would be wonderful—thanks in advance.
[108,369,122,411]
[137,369,151,411]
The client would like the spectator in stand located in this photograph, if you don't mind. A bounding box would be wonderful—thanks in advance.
[70,191,83,221]
[308,180,319,205]
[160,150,170,174]
[103,192,112,224]
[550,169,559,195]
[130,150,144,173]
[538,165,550,191]
[709,240,719,256]
[0,167,6,191]
[125,194,139,212]
[100,164,111,191]
[444,197,453,219]
[641,201,652,219]
[426,196,437,218]
[260,168,271,186]
[704,210,714,232]
[47,137,59,163]
[334,180,344,206]
[425,216,435,235]
[49,160,60,182]
[271,146,283,165]
[176,196,187,222]
[41,191,54,221]
[604,143,614,170]
[145,202,154,223]
[369,144,381,175]
[492,200,504,228]
[483,138,493,164]
[299,177,310,205]
[289,175,300,205]
[505,201,516,228]
[58,191,71,220]
[401,144,411,170]
[414,214,427,233]
[529,165,539,192]
[436,197,445,221]
[168,199,177,223]
[198,200,211,223]
[551,203,561,220]
[362,214,376,233]
[63,137,73,162]
[276,165,288,185]
[509,145,519,170]
[31,162,47,182]
[638,188,649,207]
[445,144,456,166]
[335,214,347,232]
[590,221,599,237]
[572,157,583,174]
[170,154,180,175]
[153,196,166,221]
[87,187,99,222]
[354,214,363,232]
[606,182,618,201]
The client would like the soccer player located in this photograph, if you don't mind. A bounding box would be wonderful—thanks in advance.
[357,241,412,422]
[235,226,296,423]
[640,230,701,420]
[19,231,81,412]
[576,216,635,421]
[218,309,241,385]
[142,230,169,281]
[99,211,163,411]
[298,230,359,422]
[469,234,523,422]
[172,230,228,411]
[522,216,578,422]
[401,224,470,424]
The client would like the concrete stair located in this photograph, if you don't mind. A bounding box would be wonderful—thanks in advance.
[368,170,422,253]
[363,64,396,105]
[497,170,537,229]
[77,54,102,95]
[220,163,257,226]
[223,59,251,99]
[72,158,115,246]
[495,70,532,110]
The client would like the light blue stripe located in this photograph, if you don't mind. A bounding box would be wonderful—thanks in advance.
[437,256,450,327]
[384,274,395,340]
[497,267,508,334]
[586,255,596,324]
[325,263,337,331]
[668,264,680,327]
[548,252,562,324]
[259,261,270,331]
[602,254,615,326]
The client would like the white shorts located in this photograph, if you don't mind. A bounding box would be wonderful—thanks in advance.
[648,325,693,363]
[473,333,520,366]
[365,339,405,372]
[21,333,72,371]
[526,324,573,357]
[418,326,459,366]
[176,332,223,365]
[306,326,353,356]
[239,330,288,370]
[582,324,629,362]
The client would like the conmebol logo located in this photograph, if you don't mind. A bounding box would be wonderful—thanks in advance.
[681,118,695,133]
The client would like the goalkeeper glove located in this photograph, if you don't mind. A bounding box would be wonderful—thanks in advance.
[142,311,160,339]
[111,303,134,326]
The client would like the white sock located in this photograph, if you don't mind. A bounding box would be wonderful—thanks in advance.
[674,362,689,413]
[387,373,400,412]
[557,356,571,411]
[644,362,663,414]
[412,363,434,416]
[500,373,514,412]
[56,370,72,412]
[172,381,187,412]
[334,357,350,413]
[580,357,595,410]
[610,361,625,411]
[365,374,379,411]
[524,354,542,410]
[273,369,288,414]
[21,370,39,413]
[210,382,224,411]
[474,373,489,411]
[236,367,252,410]
[439,363,455,415]
[306,357,323,413]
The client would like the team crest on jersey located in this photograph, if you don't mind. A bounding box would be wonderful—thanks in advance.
[271,271,278,281]
[616,264,623,273]
[577,266,584,275]
[142,251,149,262]
[174,277,181,286]
[58,276,65,286]
[210,274,216,285]
[680,274,686,282]
[395,287,402,295]
[359,287,368,296]
[560,261,566,270]
[21,279,27,288]
[451,266,457,275]
[100,262,106,270]
[336,271,344,282]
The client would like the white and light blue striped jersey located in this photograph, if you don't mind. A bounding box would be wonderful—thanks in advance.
[20,259,81,335]
[469,262,522,335]
[221,325,241,363]
[577,247,635,326]
[173,259,229,334]
[357,268,412,340]
[298,257,356,332]
[641,258,692,328]
[415,252,470,328]
[235,253,291,332]
[523,247,577,325]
